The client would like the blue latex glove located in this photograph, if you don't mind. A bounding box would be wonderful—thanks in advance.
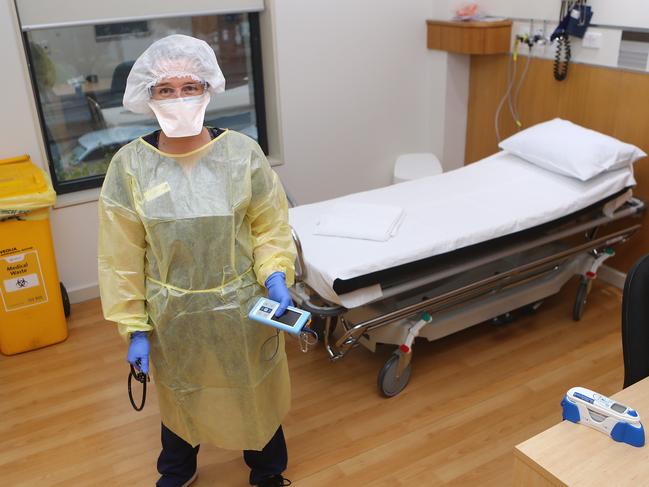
[127,331,150,374]
[265,272,293,317]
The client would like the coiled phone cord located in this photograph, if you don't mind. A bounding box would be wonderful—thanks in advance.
[553,34,571,81]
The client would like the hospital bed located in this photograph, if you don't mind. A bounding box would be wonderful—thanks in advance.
[287,151,645,397]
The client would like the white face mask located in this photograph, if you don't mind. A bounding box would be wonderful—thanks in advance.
[148,93,211,138]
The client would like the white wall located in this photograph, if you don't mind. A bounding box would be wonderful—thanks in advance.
[7,0,644,303]
[0,0,45,164]
[510,20,623,69]
[268,0,440,204]
[440,0,648,71]
[443,0,649,27]
[428,0,478,166]
[5,0,646,303]
[491,0,649,74]
[0,1,100,303]
[433,0,649,159]
[1,0,453,302]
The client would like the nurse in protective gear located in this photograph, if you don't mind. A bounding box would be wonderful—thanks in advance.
[98,34,296,487]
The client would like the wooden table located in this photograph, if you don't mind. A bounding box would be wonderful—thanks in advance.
[51,79,112,97]
[514,377,649,486]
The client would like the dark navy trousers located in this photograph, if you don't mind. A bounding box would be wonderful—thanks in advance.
[156,423,288,486]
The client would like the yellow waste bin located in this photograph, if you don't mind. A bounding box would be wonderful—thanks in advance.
[0,155,68,355]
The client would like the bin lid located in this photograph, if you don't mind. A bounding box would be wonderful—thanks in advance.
[0,155,56,214]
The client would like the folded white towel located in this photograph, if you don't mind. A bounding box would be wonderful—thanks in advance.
[314,203,405,241]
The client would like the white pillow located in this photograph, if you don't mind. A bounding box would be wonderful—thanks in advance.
[499,118,646,181]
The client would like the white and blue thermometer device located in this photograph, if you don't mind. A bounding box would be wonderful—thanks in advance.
[562,387,645,447]
[248,298,312,336]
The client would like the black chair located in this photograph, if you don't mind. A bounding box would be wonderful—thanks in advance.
[622,254,649,388]
[110,60,135,94]
[92,60,136,108]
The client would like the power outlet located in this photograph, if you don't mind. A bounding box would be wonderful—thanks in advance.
[583,31,603,49]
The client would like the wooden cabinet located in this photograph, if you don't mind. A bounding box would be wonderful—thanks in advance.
[426,19,512,55]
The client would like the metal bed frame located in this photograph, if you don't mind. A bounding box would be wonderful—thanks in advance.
[288,192,645,397]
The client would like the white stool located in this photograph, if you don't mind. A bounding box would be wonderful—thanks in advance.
[392,153,443,184]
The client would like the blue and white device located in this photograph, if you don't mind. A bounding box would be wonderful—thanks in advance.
[562,387,645,447]
[248,298,312,336]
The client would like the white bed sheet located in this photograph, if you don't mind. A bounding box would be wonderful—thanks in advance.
[288,152,636,308]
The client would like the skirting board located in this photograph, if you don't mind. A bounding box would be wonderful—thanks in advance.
[598,265,627,290]
[67,283,100,304]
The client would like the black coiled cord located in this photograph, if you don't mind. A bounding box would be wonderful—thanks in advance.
[128,363,149,411]
[554,34,571,81]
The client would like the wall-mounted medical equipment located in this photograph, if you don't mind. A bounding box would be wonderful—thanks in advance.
[495,34,526,141]
[494,29,542,142]
[562,387,645,447]
[551,0,593,81]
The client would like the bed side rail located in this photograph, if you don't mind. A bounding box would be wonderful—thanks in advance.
[290,226,307,282]
[327,223,641,361]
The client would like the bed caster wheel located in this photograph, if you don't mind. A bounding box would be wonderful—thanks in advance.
[573,276,591,322]
[60,282,71,318]
[491,311,515,326]
[378,351,412,398]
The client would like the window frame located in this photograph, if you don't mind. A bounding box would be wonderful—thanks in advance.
[22,11,268,195]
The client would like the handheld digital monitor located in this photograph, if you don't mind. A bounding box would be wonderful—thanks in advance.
[248,298,312,336]
[562,386,645,447]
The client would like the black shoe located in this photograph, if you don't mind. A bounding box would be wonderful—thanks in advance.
[256,474,292,487]
[156,470,197,487]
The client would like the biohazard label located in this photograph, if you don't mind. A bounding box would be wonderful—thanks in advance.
[0,250,48,312]
[4,273,40,292]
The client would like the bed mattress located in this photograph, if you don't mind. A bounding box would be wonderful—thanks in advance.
[288,152,636,307]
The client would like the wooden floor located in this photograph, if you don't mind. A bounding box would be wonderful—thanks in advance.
[1,278,626,486]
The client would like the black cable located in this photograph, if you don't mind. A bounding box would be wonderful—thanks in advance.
[261,330,280,361]
[128,364,149,411]
[554,34,571,82]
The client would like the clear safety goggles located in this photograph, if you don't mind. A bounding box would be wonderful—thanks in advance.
[149,81,208,100]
